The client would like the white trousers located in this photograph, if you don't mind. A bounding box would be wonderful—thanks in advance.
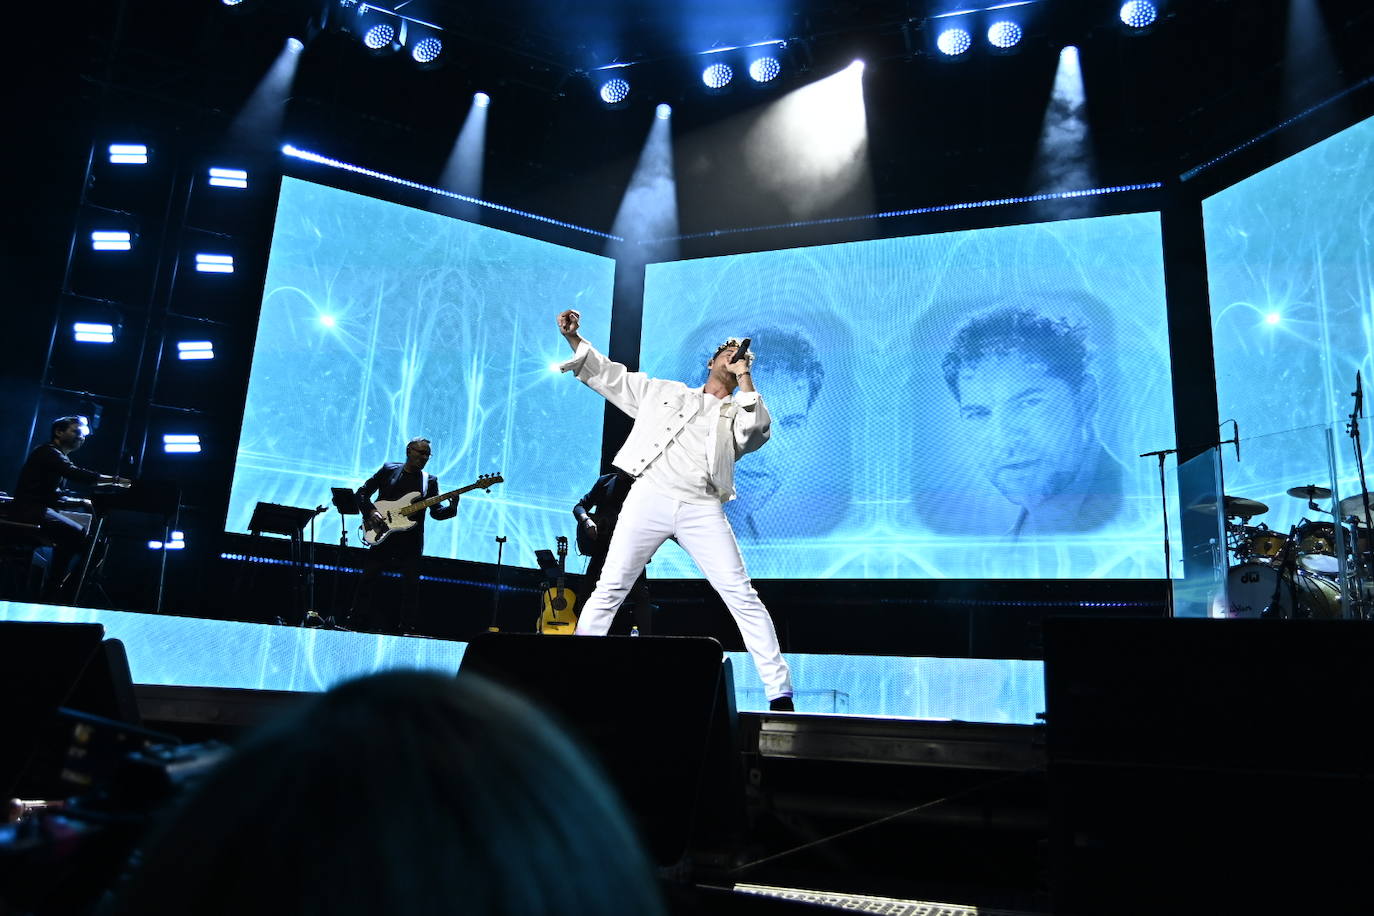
[575,485,794,700]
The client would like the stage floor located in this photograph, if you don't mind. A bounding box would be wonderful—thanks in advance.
[1,600,1044,723]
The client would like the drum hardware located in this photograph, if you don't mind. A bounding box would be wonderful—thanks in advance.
[1193,495,1269,519]
[1286,484,1332,501]
[1225,563,1342,619]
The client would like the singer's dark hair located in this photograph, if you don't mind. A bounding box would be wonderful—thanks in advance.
[50,416,85,438]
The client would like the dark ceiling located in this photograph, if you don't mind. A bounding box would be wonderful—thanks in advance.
[22,0,1374,241]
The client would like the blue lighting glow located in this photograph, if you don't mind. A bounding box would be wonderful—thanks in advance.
[163,434,201,454]
[91,230,132,251]
[363,23,395,50]
[228,175,615,569]
[208,167,248,189]
[195,253,235,273]
[474,92,490,108]
[319,314,337,328]
[656,103,673,120]
[286,37,304,54]
[703,62,734,90]
[0,601,1045,720]
[148,531,185,550]
[1264,312,1282,325]
[177,340,215,360]
[599,77,630,105]
[749,56,781,83]
[279,145,622,241]
[937,27,973,57]
[987,20,1023,49]
[641,210,1176,580]
[73,322,115,344]
[411,36,442,64]
[107,144,148,165]
[1120,1,1158,29]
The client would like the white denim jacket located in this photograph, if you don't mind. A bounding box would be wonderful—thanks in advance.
[560,340,771,503]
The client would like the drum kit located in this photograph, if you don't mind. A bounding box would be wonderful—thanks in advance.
[1220,486,1373,619]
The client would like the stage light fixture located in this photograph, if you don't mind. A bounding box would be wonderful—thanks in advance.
[702,62,734,91]
[748,55,781,83]
[72,322,115,344]
[207,167,248,189]
[474,91,490,108]
[599,77,631,106]
[987,20,1023,49]
[936,27,973,57]
[108,143,148,165]
[656,103,672,119]
[90,231,132,251]
[177,341,215,360]
[194,253,235,274]
[1119,1,1158,30]
[411,35,442,66]
[148,531,185,550]
[163,434,201,454]
[286,37,305,53]
[363,22,396,50]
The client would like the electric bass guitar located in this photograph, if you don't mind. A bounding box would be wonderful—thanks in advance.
[537,536,578,636]
[361,473,503,547]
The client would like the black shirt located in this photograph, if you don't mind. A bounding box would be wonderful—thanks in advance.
[13,444,101,511]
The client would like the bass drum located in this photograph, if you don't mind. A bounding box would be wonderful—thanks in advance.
[1225,563,1343,619]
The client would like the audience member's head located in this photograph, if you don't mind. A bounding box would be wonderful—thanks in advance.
[107,670,666,916]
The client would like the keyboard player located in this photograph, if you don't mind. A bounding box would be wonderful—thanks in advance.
[10,416,130,601]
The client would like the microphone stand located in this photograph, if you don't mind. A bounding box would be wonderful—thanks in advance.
[1140,447,1177,616]
[1346,371,1372,618]
[487,535,507,632]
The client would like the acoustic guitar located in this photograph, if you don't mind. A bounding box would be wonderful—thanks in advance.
[361,473,503,547]
[537,536,578,635]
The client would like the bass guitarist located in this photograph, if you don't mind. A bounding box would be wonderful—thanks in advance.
[347,437,459,634]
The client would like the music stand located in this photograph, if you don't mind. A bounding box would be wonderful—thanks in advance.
[249,502,324,625]
[329,488,360,623]
[76,479,181,613]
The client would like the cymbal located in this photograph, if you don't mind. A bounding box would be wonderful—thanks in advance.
[1193,496,1268,518]
[1224,496,1269,518]
[1338,492,1373,525]
[1287,484,1332,500]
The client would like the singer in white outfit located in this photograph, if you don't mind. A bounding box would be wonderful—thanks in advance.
[555,309,795,709]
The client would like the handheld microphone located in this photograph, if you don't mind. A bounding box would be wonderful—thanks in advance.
[1355,371,1364,418]
[1233,419,1240,463]
[733,337,751,363]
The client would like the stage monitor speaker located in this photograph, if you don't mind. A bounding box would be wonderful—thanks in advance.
[457,633,743,869]
[1,621,140,797]
[1044,617,1374,915]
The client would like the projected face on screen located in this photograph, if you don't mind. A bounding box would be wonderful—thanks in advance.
[644,213,1174,579]
[940,306,1117,536]
[227,177,614,566]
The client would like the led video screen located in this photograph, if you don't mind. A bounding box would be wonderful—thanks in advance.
[1205,113,1374,537]
[639,213,1176,579]
[227,177,615,567]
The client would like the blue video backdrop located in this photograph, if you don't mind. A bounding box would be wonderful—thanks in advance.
[1204,113,1374,537]
[637,214,1178,579]
[226,177,615,568]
